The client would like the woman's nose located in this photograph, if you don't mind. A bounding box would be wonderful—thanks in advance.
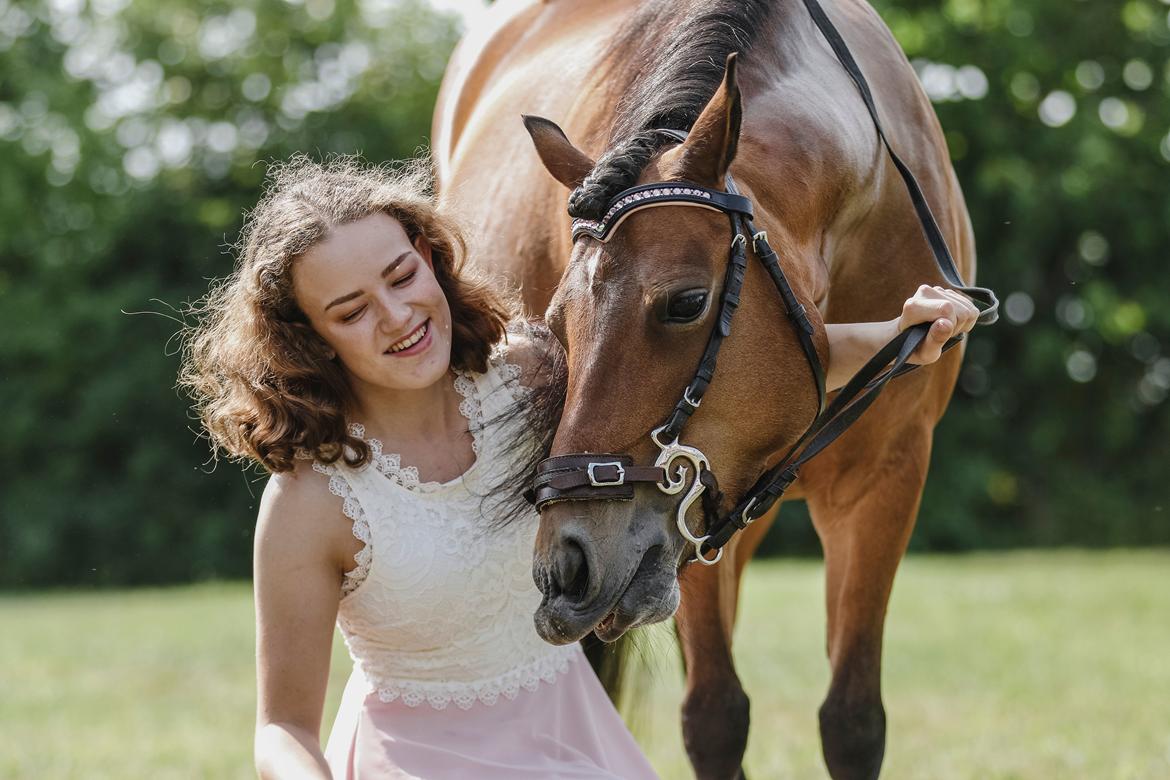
[374,295,412,335]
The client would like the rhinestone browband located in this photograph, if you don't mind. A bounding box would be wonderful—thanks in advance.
[571,183,753,243]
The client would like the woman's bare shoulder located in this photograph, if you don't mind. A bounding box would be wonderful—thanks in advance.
[500,319,562,389]
[256,459,348,567]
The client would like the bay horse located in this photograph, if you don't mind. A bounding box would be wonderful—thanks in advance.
[433,1,985,777]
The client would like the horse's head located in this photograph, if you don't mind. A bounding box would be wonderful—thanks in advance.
[523,55,826,644]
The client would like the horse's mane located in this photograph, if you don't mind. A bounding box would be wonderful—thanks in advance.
[568,0,776,220]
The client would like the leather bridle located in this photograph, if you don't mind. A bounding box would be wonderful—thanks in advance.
[528,0,999,565]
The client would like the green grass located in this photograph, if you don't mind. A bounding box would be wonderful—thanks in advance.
[1,552,1167,779]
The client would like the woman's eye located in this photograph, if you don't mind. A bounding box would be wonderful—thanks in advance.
[665,290,708,323]
[342,306,365,322]
[392,271,416,288]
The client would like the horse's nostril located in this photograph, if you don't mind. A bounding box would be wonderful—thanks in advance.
[552,539,590,603]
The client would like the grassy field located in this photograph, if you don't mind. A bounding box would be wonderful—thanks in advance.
[1,551,1167,779]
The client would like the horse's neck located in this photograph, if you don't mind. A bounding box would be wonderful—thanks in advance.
[452,172,573,314]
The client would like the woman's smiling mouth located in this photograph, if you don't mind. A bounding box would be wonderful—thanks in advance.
[385,320,431,356]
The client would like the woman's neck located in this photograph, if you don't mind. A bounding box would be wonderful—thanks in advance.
[348,370,466,445]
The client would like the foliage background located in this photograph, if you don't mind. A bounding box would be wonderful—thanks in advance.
[1,0,1167,587]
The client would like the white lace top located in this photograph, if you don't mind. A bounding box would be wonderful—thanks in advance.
[301,347,579,710]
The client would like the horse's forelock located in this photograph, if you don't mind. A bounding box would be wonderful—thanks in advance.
[566,130,661,220]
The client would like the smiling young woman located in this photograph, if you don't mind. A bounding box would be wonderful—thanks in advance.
[178,155,659,780]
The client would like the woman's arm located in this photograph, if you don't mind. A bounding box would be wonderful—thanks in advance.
[253,467,348,780]
[824,285,980,393]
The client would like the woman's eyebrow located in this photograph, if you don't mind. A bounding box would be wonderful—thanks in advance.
[324,251,413,310]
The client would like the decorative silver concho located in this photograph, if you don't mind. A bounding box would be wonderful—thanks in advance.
[651,425,723,566]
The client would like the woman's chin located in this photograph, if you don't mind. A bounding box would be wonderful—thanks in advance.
[388,344,454,390]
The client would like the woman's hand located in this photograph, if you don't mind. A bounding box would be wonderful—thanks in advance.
[824,285,980,392]
[898,284,979,365]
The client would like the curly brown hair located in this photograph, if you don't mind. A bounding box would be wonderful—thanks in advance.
[178,154,512,474]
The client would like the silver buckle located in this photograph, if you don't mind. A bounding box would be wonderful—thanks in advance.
[587,462,626,487]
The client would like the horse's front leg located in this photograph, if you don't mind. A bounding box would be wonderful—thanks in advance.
[675,505,778,780]
[806,420,933,780]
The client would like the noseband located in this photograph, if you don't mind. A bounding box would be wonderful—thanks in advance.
[528,0,999,565]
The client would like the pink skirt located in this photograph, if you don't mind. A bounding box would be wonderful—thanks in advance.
[324,649,659,779]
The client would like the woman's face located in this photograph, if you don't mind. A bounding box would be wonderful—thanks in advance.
[291,211,454,395]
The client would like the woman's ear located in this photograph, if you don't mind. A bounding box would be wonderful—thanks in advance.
[413,233,434,268]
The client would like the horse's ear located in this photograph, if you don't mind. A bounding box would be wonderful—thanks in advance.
[675,53,743,185]
[523,115,595,189]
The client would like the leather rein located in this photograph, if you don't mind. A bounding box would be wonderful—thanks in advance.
[528,0,999,565]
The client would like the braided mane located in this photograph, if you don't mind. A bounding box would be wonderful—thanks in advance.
[568,0,775,220]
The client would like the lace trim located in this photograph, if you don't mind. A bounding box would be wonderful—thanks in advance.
[369,646,580,710]
[453,372,482,456]
[346,422,423,489]
[310,461,372,599]
[490,342,523,395]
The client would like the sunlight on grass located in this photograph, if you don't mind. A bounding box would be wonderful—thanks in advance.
[1,552,1167,779]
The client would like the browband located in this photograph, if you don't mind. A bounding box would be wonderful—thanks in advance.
[571,182,754,242]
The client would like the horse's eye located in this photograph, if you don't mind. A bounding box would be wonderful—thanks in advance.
[665,290,708,323]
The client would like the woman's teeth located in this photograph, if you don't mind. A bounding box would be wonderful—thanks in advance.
[388,321,428,353]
